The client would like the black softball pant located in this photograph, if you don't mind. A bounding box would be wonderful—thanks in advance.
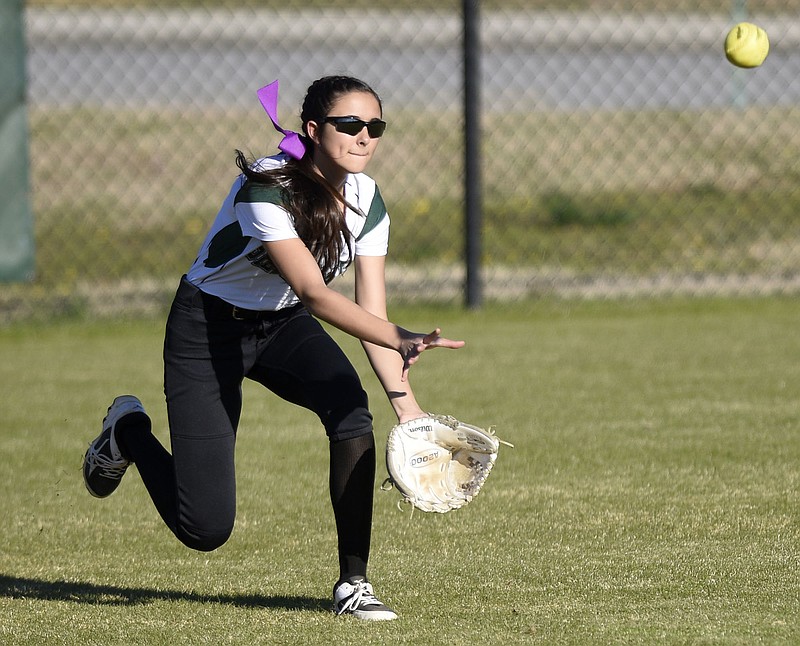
[122,277,375,563]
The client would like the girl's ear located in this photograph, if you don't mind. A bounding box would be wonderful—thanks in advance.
[305,120,321,145]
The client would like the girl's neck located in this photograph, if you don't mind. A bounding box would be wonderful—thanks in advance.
[312,156,347,193]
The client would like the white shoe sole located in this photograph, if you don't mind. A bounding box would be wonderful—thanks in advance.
[104,395,146,431]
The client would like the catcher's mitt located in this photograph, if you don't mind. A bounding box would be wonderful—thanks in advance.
[383,414,511,513]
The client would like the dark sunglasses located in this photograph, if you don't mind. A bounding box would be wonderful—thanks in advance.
[323,116,387,138]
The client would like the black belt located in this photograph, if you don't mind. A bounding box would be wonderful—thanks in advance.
[191,283,297,321]
[211,299,295,321]
[229,304,275,320]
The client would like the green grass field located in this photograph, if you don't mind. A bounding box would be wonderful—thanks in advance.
[1,297,798,644]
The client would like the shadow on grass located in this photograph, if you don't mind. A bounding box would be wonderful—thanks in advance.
[0,574,329,611]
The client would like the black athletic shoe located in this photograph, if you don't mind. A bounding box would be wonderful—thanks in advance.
[333,576,398,621]
[83,395,147,498]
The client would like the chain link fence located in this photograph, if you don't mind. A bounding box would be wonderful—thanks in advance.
[7,1,800,321]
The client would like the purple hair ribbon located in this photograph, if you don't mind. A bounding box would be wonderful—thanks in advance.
[257,80,306,160]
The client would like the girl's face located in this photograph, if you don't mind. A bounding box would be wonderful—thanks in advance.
[306,91,383,187]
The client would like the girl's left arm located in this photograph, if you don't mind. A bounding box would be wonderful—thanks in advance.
[263,238,464,384]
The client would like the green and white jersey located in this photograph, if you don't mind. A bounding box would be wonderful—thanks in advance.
[187,154,389,310]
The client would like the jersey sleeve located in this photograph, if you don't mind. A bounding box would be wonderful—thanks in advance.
[354,212,390,256]
[353,180,390,257]
[234,181,298,242]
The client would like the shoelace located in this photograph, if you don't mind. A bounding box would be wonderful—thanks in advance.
[86,440,128,479]
[336,581,382,615]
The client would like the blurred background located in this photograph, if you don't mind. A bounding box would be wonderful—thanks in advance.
[3,0,799,321]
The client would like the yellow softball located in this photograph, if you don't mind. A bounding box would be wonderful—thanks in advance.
[724,22,769,68]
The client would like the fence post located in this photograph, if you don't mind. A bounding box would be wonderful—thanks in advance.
[0,0,35,282]
[463,0,482,308]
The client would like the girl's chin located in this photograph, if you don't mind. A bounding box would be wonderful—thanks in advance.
[342,159,371,173]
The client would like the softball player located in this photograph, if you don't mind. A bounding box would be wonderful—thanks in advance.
[82,75,464,621]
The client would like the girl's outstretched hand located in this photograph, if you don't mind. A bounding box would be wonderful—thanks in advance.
[400,328,465,381]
